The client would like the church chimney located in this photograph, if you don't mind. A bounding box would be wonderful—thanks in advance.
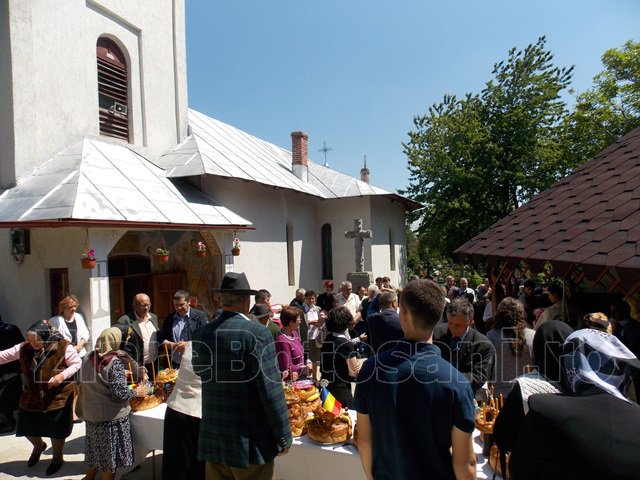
[291,131,309,182]
[360,155,370,183]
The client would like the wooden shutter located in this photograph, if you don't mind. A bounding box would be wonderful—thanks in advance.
[97,38,129,141]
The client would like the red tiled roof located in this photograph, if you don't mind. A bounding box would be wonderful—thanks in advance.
[455,126,640,272]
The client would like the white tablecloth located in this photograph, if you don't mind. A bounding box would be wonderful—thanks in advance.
[130,403,167,451]
[276,410,499,480]
[126,403,500,480]
[115,404,167,479]
[275,410,365,480]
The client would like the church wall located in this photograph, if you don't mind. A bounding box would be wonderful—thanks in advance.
[201,176,321,305]
[3,0,187,183]
[0,2,15,189]
[315,196,373,285]
[0,227,98,335]
[369,197,408,287]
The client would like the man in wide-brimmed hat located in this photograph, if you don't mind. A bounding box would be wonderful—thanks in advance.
[193,272,291,479]
[251,303,279,339]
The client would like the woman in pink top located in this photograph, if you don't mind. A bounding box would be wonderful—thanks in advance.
[0,320,81,475]
[275,306,312,381]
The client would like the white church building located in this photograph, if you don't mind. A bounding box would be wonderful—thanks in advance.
[0,0,417,339]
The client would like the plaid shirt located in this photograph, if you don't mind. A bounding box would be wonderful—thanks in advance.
[193,310,291,468]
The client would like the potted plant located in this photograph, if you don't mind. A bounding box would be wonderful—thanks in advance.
[156,247,170,264]
[195,241,207,258]
[231,237,241,256]
[81,249,96,269]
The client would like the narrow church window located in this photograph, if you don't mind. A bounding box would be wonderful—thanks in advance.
[321,224,333,280]
[286,223,295,286]
[97,38,129,141]
[389,228,396,271]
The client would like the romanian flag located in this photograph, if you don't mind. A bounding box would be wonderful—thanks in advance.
[320,386,342,416]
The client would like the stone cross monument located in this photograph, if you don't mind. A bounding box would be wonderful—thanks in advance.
[345,218,373,289]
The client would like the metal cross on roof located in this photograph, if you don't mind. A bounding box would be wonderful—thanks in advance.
[318,141,332,167]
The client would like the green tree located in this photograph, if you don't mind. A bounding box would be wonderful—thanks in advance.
[403,37,573,257]
[561,40,640,164]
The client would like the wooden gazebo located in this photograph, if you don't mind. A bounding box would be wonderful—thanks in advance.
[456,126,640,312]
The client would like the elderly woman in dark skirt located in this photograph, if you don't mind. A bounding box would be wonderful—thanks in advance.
[79,327,148,480]
[0,319,82,476]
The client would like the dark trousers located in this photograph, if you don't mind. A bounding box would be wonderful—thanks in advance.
[205,461,274,480]
[162,406,204,480]
[328,382,353,408]
[0,375,21,430]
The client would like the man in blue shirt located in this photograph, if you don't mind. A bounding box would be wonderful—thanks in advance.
[353,279,476,479]
[158,290,208,367]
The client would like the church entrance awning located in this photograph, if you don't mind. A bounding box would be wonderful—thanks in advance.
[0,138,252,230]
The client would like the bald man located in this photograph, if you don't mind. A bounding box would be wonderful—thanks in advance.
[116,293,160,371]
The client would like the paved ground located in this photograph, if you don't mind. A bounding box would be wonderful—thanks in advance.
[0,422,158,480]
[0,417,498,480]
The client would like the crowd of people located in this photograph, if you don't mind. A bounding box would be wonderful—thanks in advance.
[1,272,640,479]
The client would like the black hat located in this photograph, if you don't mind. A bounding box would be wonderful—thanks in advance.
[215,272,258,295]
[251,303,271,318]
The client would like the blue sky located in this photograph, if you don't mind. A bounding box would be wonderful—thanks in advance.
[185,0,639,193]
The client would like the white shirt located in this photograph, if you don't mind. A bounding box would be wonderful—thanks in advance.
[460,287,476,303]
[339,293,361,318]
[49,312,91,358]
[166,343,202,418]
[136,315,158,363]
[306,307,320,340]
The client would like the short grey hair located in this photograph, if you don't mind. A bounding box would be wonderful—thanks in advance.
[379,291,398,309]
[295,288,306,296]
[341,281,352,289]
[367,284,379,293]
[446,298,474,322]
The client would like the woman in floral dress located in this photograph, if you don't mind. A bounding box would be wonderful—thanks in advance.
[79,327,147,480]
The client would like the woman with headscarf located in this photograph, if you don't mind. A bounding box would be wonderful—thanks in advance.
[49,294,90,422]
[0,319,82,475]
[79,327,148,480]
[510,329,640,479]
[486,297,536,398]
[493,320,574,478]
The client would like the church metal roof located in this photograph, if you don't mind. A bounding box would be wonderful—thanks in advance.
[0,138,252,229]
[158,109,421,210]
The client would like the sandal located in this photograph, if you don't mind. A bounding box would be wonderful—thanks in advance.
[27,442,47,467]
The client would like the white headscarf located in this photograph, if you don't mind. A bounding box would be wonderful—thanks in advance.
[561,329,640,402]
